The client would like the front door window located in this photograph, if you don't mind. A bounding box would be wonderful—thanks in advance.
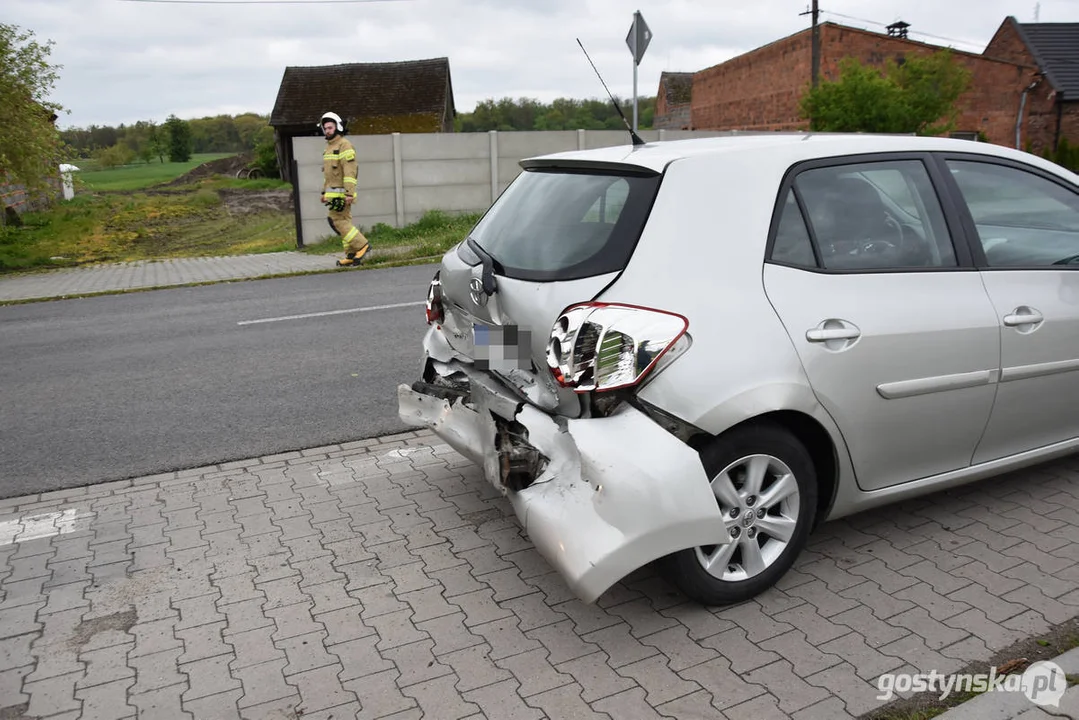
[945,160,1079,267]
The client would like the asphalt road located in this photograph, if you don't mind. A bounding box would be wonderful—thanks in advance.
[0,263,442,498]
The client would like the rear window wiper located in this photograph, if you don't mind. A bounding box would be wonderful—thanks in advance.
[1052,253,1079,266]
[467,237,502,295]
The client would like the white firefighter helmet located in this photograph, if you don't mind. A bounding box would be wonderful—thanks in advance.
[319,111,344,133]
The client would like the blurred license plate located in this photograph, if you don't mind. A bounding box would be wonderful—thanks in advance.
[473,323,532,372]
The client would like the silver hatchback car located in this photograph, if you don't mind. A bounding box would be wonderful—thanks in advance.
[397,133,1079,606]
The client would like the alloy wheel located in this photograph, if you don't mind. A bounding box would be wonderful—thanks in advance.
[694,453,801,583]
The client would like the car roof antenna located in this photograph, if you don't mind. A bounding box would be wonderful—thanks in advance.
[576,38,646,148]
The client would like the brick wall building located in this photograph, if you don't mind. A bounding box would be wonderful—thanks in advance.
[653,71,693,130]
[986,18,1079,155]
[656,16,1078,156]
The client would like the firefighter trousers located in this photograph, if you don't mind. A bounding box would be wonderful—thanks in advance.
[326,203,368,255]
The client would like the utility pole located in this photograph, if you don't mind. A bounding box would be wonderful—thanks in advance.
[800,0,821,88]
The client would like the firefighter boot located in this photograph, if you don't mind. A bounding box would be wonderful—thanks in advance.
[336,242,370,267]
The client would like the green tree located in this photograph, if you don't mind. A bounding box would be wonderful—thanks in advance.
[0,23,66,195]
[148,120,166,163]
[233,113,267,150]
[89,124,118,151]
[95,143,135,168]
[122,120,153,163]
[137,140,154,165]
[800,49,971,135]
[164,114,192,162]
[60,126,91,156]
[252,125,280,178]
[1043,137,1079,173]
[455,95,655,132]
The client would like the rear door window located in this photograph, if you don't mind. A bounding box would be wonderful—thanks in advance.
[771,189,819,269]
[784,159,959,271]
[467,168,660,281]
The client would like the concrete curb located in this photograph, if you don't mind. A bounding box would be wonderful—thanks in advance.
[0,251,333,302]
[0,248,436,303]
[924,647,1079,719]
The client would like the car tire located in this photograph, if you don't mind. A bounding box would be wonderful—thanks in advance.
[660,422,818,606]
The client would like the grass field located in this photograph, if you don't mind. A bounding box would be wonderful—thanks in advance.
[301,210,482,267]
[76,153,234,191]
[1,152,481,272]
[0,185,296,270]
[1,149,485,272]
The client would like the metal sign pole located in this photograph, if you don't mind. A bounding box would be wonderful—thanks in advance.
[632,11,639,132]
[625,10,651,134]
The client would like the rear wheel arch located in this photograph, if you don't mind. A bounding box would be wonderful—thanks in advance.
[689,410,838,530]
[662,418,820,604]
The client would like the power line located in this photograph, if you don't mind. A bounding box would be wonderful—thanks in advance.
[819,7,1079,69]
[815,9,988,50]
[118,0,413,4]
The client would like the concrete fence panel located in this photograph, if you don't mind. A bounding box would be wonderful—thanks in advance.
[400,132,490,161]
[291,128,723,245]
[401,159,490,188]
[495,130,579,157]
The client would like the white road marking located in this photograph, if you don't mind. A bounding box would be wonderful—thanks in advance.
[237,301,425,326]
[0,508,89,546]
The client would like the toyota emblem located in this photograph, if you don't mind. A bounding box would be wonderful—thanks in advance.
[469,278,488,307]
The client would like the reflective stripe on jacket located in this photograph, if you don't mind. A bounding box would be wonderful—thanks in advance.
[322,135,358,197]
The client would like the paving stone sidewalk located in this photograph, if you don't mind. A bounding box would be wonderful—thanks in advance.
[0,248,427,304]
[0,252,334,303]
[1,429,1077,719]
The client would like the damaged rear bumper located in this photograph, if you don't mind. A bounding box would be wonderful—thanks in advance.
[397,359,727,604]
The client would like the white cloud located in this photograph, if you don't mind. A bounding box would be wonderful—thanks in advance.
[5,0,1068,129]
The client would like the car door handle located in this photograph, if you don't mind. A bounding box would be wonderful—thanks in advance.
[806,327,861,342]
[1003,307,1044,327]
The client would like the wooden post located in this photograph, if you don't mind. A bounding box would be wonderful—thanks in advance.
[291,159,304,248]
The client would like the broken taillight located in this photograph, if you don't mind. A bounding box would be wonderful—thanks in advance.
[425,272,444,326]
[546,303,689,393]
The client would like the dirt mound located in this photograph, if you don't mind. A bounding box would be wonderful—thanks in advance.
[162,153,255,187]
[220,188,294,215]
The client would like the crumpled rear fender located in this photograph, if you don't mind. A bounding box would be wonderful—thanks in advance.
[397,357,728,604]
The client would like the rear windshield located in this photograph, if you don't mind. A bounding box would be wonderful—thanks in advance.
[466,167,661,281]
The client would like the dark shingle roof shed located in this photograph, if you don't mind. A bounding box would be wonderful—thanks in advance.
[1014,21,1079,98]
[270,57,455,128]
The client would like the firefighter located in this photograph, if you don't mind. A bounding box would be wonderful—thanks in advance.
[319,111,369,267]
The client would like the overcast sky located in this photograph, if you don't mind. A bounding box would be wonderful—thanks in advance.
[7,0,1076,130]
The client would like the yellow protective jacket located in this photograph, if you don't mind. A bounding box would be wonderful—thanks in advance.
[322,135,357,199]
